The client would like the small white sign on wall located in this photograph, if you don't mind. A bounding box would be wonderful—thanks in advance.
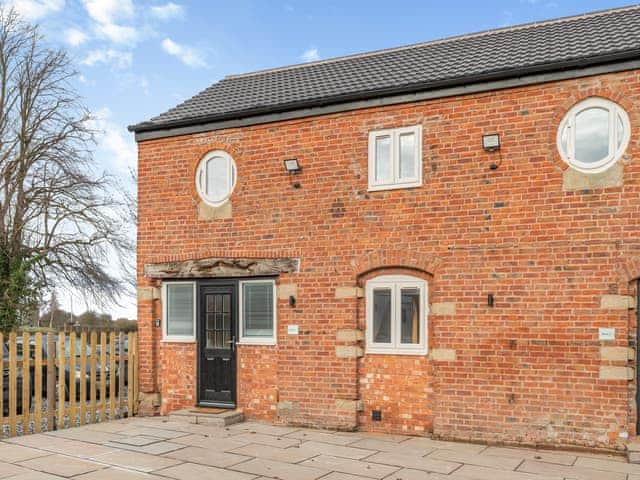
[599,327,615,341]
[287,324,299,335]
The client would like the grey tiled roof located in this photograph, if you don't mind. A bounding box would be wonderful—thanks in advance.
[131,5,640,133]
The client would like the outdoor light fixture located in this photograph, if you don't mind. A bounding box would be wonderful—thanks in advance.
[482,134,500,152]
[284,158,301,173]
[487,294,495,307]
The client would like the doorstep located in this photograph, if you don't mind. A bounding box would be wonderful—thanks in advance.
[627,438,640,463]
[168,407,244,426]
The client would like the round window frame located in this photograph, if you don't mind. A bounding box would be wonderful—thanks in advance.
[556,97,631,174]
[195,150,237,207]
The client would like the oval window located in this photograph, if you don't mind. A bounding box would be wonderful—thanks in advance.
[557,98,630,173]
[195,150,236,206]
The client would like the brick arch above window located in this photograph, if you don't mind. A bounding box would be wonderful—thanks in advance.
[354,249,442,284]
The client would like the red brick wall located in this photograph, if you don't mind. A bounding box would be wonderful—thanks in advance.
[137,69,640,448]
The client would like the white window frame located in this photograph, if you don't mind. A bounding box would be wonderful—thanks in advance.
[368,125,423,191]
[238,279,277,346]
[161,281,196,342]
[195,150,237,207]
[556,97,631,174]
[365,274,428,355]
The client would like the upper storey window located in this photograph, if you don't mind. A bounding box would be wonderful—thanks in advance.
[368,125,422,191]
[557,98,630,174]
[196,150,237,206]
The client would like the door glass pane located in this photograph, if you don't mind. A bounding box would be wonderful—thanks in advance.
[400,288,420,344]
[206,331,215,349]
[575,107,609,164]
[166,284,193,336]
[242,282,274,338]
[399,133,415,179]
[372,289,391,343]
[206,313,215,330]
[205,156,230,201]
[375,136,392,183]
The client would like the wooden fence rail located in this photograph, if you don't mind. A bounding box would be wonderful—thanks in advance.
[0,330,138,438]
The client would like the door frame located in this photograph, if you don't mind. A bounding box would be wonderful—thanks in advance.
[196,279,238,408]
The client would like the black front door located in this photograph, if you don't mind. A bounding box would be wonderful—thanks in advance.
[198,283,236,407]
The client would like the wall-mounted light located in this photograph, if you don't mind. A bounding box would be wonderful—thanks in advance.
[482,134,500,152]
[284,158,301,174]
[289,295,296,307]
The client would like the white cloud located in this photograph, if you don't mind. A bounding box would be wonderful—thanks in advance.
[94,22,139,44]
[82,0,134,25]
[89,107,136,175]
[82,49,132,69]
[150,2,184,21]
[64,27,88,47]
[161,38,207,68]
[300,47,320,62]
[82,0,139,45]
[8,0,64,21]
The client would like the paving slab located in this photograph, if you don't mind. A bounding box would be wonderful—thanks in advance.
[17,454,103,477]
[322,473,403,480]
[230,443,319,463]
[0,462,34,479]
[90,450,182,473]
[517,459,626,480]
[428,449,522,470]
[0,443,51,463]
[227,422,300,436]
[300,454,399,479]
[402,438,487,455]
[366,451,461,474]
[46,428,124,445]
[171,433,250,450]
[108,435,164,447]
[453,464,562,480]
[6,437,116,459]
[295,441,376,460]
[574,455,640,474]
[286,430,361,446]
[116,427,190,439]
[347,439,432,455]
[232,432,302,448]
[480,446,576,466]
[164,445,251,468]
[231,457,329,480]
[74,467,162,479]
[155,462,256,480]
[2,472,65,480]
[334,432,410,443]
[387,468,451,480]
[104,440,186,455]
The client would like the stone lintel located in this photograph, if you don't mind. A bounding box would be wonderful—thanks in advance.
[145,257,299,279]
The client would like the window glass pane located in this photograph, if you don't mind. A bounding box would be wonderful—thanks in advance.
[375,136,392,183]
[372,289,391,343]
[399,133,416,179]
[166,284,193,336]
[574,107,609,164]
[204,156,230,201]
[243,282,274,337]
[617,114,624,149]
[400,288,420,344]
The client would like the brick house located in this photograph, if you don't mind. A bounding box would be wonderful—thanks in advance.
[130,6,640,449]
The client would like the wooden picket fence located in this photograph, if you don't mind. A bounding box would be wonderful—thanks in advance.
[0,330,138,438]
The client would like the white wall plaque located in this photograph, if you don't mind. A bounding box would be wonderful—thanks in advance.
[287,324,299,335]
[599,327,615,341]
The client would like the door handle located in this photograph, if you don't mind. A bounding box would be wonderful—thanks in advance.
[227,336,236,352]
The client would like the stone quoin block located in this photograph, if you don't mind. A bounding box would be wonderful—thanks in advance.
[137,286,160,301]
[599,366,634,380]
[198,200,232,220]
[430,302,456,315]
[277,284,297,300]
[335,287,365,299]
[600,294,635,309]
[336,346,364,358]
[600,347,634,361]
[429,349,457,361]
[336,329,364,342]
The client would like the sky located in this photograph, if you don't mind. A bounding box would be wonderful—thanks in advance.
[3,0,634,319]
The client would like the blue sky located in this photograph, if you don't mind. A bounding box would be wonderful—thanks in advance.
[4,0,633,318]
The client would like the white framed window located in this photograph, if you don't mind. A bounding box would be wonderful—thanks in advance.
[162,282,196,342]
[238,279,277,345]
[365,275,428,355]
[195,150,237,207]
[557,97,630,174]
[368,125,422,191]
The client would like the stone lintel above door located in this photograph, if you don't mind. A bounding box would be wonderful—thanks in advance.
[144,256,300,279]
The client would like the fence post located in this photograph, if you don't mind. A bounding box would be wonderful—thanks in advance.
[8,333,16,437]
[79,332,87,426]
[57,332,65,430]
[46,332,55,431]
[21,331,30,435]
[34,332,42,433]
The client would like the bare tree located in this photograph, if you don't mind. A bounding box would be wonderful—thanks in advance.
[0,8,133,332]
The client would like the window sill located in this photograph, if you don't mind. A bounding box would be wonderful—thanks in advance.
[161,338,196,344]
[237,340,277,346]
[368,182,422,192]
[366,347,428,356]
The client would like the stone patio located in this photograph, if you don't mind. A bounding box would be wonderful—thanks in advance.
[0,416,633,479]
